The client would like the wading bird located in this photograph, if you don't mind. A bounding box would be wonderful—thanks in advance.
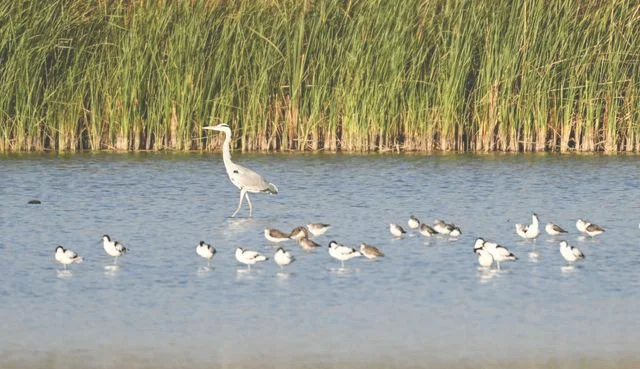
[203,123,278,217]
[54,246,83,269]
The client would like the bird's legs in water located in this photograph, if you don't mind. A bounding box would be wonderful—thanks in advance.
[232,188,247,217]
[245,193,253,216]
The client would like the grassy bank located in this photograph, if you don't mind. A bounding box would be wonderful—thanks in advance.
[1,0,639,153]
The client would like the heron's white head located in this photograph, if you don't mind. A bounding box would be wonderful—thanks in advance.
[203,123,231,133]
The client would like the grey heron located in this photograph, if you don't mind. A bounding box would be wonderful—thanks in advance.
[203,123,278,218]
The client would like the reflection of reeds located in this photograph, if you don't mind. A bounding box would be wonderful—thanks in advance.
[0,1,638,153]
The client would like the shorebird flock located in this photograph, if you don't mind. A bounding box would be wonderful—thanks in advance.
[51,214,607,272]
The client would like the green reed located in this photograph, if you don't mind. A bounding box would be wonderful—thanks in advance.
[0,0,639,153]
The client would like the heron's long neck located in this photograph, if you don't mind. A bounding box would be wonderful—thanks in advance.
[222,131,233,168]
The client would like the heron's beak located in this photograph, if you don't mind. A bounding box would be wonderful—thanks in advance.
[203,126,216,131]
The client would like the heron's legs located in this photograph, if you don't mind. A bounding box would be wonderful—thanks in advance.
[232,188,247,218]
[245,193,253,216]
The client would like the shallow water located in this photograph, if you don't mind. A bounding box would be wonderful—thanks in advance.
[0,153,639,368]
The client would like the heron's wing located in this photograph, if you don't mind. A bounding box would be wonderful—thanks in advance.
[229,163,275,193]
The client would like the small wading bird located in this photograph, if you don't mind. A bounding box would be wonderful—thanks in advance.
[54,246,83,269]
[576,218,605,237]
[102,234,128,265]
[545,223,568,236]
[408,215,420,229]
[390,223,406,238]
[306,223,330,237]
[203,123,278,218]
[196,241,216,267]
[359,243,385,259]
[264,228,291,243]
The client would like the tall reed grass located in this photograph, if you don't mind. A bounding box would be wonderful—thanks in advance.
[1,0,638,153]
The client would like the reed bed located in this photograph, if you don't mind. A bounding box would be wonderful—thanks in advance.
[1,0,639,153]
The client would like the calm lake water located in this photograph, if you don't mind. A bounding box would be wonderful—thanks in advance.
[0,153,639,369]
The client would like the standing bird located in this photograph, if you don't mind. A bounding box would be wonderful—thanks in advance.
[274,248,295,271]
[196,241,216,267]
[475,248,494,268]
[515,213,541,240]
[559,241,585,264]
[576,219,605,237]
[359,243,385,259]
[408,215,421,229]
[54,246,83,269]
[545,223,568,236]
[474,238,517,270]
[102,234,128,265]
[306,223,330,237]
[203,123,278,218]
[389,223,406,238]
[235,247,268,270]
[328,241,361,268]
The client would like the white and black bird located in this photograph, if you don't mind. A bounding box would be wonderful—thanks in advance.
[264,228,291,243]
[515,213,541,240]
[359,243,385,259]
[475,248,494,268]
[474,238,517,270]
[408,215,420,229]
[102,234,128,264]
[328,241,361,267]
[545,223,568,236]
[576,218,605,237]
[54,246,83,269]
[419,223,437,237]
[196,241,216,266]
[203,123,278,218]
[274,248,295,271]
[389,223,406,238]
[235,247,268,270]
[559,241,585,264]
[289,226,309,241]
[306,223,330,237]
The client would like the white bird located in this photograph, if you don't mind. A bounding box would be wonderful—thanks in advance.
[274,248,295,270]
[102,234,128,264]
[419,223,437,237]
[306,223,330,236]
[448,225,462,237]
[559,241,585,264]
[196,241,216,266]
[576,218,605,237]
[408,215,420,229]
[359,243,385,259]
[475,238,517,270]
[545,223,568,236]
[389,223,406,238]
[475,248,494,268]
[289,226,309,241]
[515,213,540,240]
[203,123,278,218]
[54,246,83,269]
[235,247,268,270]
[264,228,291,243]
[328,241,361,267]
[298,237,321,250]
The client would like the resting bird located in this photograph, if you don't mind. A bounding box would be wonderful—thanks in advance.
[204,123,278,217]
[54,246,83,269]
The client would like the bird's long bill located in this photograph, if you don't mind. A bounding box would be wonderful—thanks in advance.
[202,126,217,131]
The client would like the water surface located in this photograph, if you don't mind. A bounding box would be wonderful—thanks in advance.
[1,153,639,368]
